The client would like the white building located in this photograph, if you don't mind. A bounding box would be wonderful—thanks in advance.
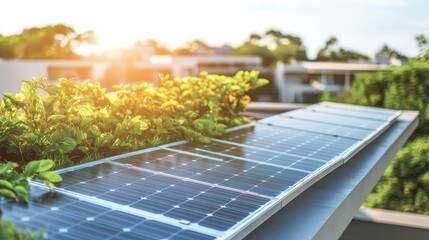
[275,61,389,103]
[0,56,263,94]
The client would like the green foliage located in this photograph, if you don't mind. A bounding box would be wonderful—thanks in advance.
[234,29,307,66]
[0,24,96,59]
[326,60,429,215]
[415,34,429,62]
[316,36,369,62]
[0,160,60,239]
[0,71,268,169]
[0,219,45,240]
[0,160,61,202]
[233,42,277,66]
[376,44,408,61]
[332,60,429,134]
[364,136,429,215]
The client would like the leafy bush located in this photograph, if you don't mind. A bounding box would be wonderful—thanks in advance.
[0,71,268,169]
[365,136,429,215]
[331,60,429,134]
[324,60,429,215]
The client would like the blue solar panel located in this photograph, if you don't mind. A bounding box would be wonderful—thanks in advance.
[280,109,386,130]
[1,103,401,239]
[1,186,215,240]
[307,102,400,121]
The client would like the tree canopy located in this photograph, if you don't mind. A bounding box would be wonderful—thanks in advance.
[0,24,96,59]
[316,36,369,62]
[233,29,308,67]
[416,34,429,62]
[376,44,407,61]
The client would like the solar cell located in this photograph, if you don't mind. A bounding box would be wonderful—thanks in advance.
[1,186,216,240]
[1,103,401,239]
[307,102,400,121]
[258,115,373,139]
[280,109,386,130]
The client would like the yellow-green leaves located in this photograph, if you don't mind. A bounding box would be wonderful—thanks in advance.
[0,71,268,169]
[0,160,62,204]
[23,159,55,177]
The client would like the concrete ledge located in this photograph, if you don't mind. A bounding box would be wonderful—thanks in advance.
[341,207,429,240]
[355,208,429,230]
[245,111,419,240]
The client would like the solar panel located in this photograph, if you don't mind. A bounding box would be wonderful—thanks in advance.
[1,103,401,240]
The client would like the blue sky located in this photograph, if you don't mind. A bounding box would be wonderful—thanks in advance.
[1,0,428,58]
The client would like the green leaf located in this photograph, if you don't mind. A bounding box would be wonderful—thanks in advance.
[0,162,18,174]
[36,160,55,172]
[21,133,39,144]
[48,114,66,122]
[0,179,14,190]
[14,185,29,202]
[58,137,77,153]
[42,95,58,112]
[0,188,16,199]
[2,92,16,101]
[178,117,186,125]
[38,171,62,183]
[23,161,40,177]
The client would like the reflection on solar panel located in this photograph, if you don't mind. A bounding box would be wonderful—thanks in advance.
[1,102,401,239]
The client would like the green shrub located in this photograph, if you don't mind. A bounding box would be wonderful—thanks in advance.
[0,71,268,169]
[332,60,429,134]
[325,60,429,215]
[364,136,429,215]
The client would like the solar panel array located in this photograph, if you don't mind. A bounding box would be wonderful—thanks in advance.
[1,102,401,240]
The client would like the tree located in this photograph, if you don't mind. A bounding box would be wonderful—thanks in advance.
[232,41,276,66]
[173,39,211,55]
[0,24,96,59]
[133,39,170,55]
[264,29,308,62]
[376,44,407,61]
[316,36,369,62]
[234,29,308,66]
[0,35,19,59]
[416,34,429,61]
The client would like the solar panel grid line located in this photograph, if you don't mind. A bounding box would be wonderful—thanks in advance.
[169,146,312,174]
[30,181,223,238]
[107,161,275,200]
[210,138,333,163]
[215,124,361,157]
[279,109,386,130]
[318,102,401,117]
[213,132,352,162]
[257,117,369,140]
[307,103,402,122]
[5,185,217,240]
[220,157,335,240]
[159,146,225,162]
[173,143,328,174]
[339,121,394,163]
[55,140,188,174]
[208,138,326,163]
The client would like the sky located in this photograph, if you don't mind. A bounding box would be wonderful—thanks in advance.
[1,0,429,58]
